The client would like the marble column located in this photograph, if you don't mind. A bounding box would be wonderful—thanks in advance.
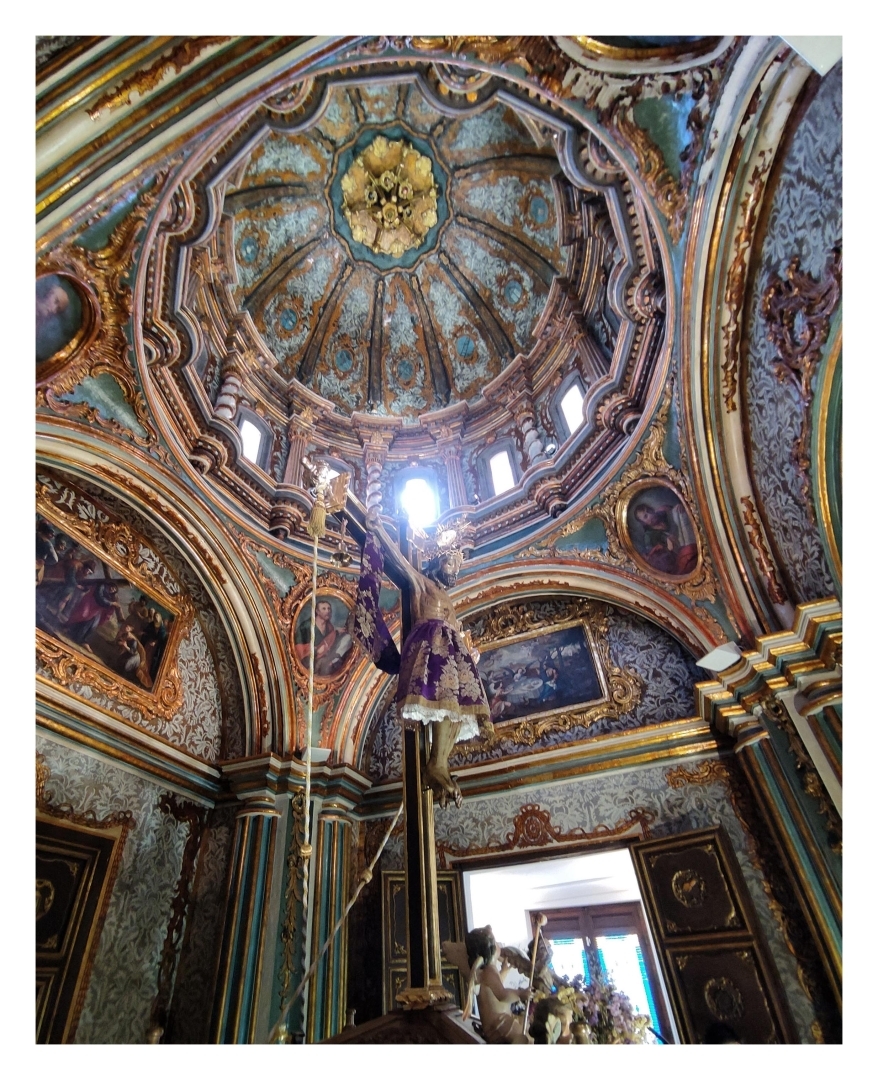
[212,794,280,1043]
[306,801,353,1042]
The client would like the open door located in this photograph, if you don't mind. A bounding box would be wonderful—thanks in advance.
[630,826,797,1044]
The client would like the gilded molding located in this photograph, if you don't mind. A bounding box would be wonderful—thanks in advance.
[277,792,307,1020]
[36,471,194,721]
[37,172,170,453]
[403,36,728,243]
[457,596,642,756]
[280,568,360,705]
[435,801,656,870]
[740,495,788,605]
[755,696,841,854]
[721,149,774,412]
[87,37,229,120]
[36,751,134,1044]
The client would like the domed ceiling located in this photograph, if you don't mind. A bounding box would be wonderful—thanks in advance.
[226,82,567,417]
[143,61,669,547]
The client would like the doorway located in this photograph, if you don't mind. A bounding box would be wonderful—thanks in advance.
[462,845,676,1042]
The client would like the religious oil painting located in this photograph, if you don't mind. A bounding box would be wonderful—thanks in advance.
[293,592,355,680]
[36,274,85,365]
[36,513,177,692]
[477,622,606,726]
[621,479,700,581]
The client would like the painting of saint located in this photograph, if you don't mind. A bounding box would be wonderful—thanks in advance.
[36,274,83,364]
[293,594,355,679]
[35,513,175,691]
[477,623,605,726]
[624,483,699,579]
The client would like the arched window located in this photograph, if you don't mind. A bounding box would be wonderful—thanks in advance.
[475,440,520,501]
[488,449,516,496]
[559,380,586,436]
[236,411,273,472]
[239,418,263,463]
[394,468,440,529]
[400,476,439,529]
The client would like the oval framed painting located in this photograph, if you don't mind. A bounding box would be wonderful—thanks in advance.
[36,273,98,382]
[292,590,356,681]
[618,478,701,581]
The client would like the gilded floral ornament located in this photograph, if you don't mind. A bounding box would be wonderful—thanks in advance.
[341,136,438,258]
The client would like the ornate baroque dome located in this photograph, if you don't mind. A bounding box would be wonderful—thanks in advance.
[142,62,667,547]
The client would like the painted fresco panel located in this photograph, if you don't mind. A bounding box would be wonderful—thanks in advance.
[36,512,176,694]
[478,622,605,726]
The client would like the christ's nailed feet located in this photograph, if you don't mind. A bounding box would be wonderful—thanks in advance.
[424,761,462,809]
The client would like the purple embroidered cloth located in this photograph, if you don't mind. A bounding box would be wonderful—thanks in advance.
[352,532,489,742]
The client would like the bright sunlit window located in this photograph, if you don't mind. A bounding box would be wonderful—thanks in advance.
[489,450,515,495]
[560,382,585,435]
[400,477,438,529]
[240,419,263,463]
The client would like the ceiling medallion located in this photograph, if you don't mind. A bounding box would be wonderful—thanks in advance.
[341,135,438,258]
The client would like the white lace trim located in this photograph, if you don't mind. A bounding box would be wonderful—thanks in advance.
[400,704,480,742]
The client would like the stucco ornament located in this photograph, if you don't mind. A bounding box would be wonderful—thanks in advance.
[341,136,438,257]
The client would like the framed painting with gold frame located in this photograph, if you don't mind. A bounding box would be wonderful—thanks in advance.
[291,588,356,682]
[457,598,641,754]
[36,472,192,720]
[616,477,701,583]
[36,272,100,386]
[477,618,609,730]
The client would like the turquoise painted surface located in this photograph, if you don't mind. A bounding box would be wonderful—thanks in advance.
[254,550,300,596]
[632,94,696,183]
[60,373,148,437]
[75,186,146,251]
[554,515,608,553]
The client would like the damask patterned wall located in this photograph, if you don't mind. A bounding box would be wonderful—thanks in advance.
[373,754,818,1042]
[361,602,702,782]
[744,62,841,604]
[37,734,199,1043]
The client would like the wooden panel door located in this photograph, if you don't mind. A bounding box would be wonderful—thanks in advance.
[36,813,125,1042]
[630,826,796,1044]
[382,871,465,1012]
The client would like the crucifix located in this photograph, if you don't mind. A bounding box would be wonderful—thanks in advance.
[339,491,490,1014]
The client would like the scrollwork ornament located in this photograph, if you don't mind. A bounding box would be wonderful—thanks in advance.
[740,496,788,605]
[755,694,842,854]
[762,248,842,512]
[277,792,307,1017]
[36,171,171,453]
[435,803,655,870]
[280,569,361,709]
[704,976,745,1022]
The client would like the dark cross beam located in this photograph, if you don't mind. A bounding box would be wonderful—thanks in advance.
[340,497,444,997]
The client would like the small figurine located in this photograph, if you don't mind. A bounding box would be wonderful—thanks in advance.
[442,926,532,1044]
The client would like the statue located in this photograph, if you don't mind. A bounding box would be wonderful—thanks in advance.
[442,926,532,1044]
[352,507,491,808]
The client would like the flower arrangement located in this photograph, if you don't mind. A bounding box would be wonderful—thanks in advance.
[533,971,652,1044]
